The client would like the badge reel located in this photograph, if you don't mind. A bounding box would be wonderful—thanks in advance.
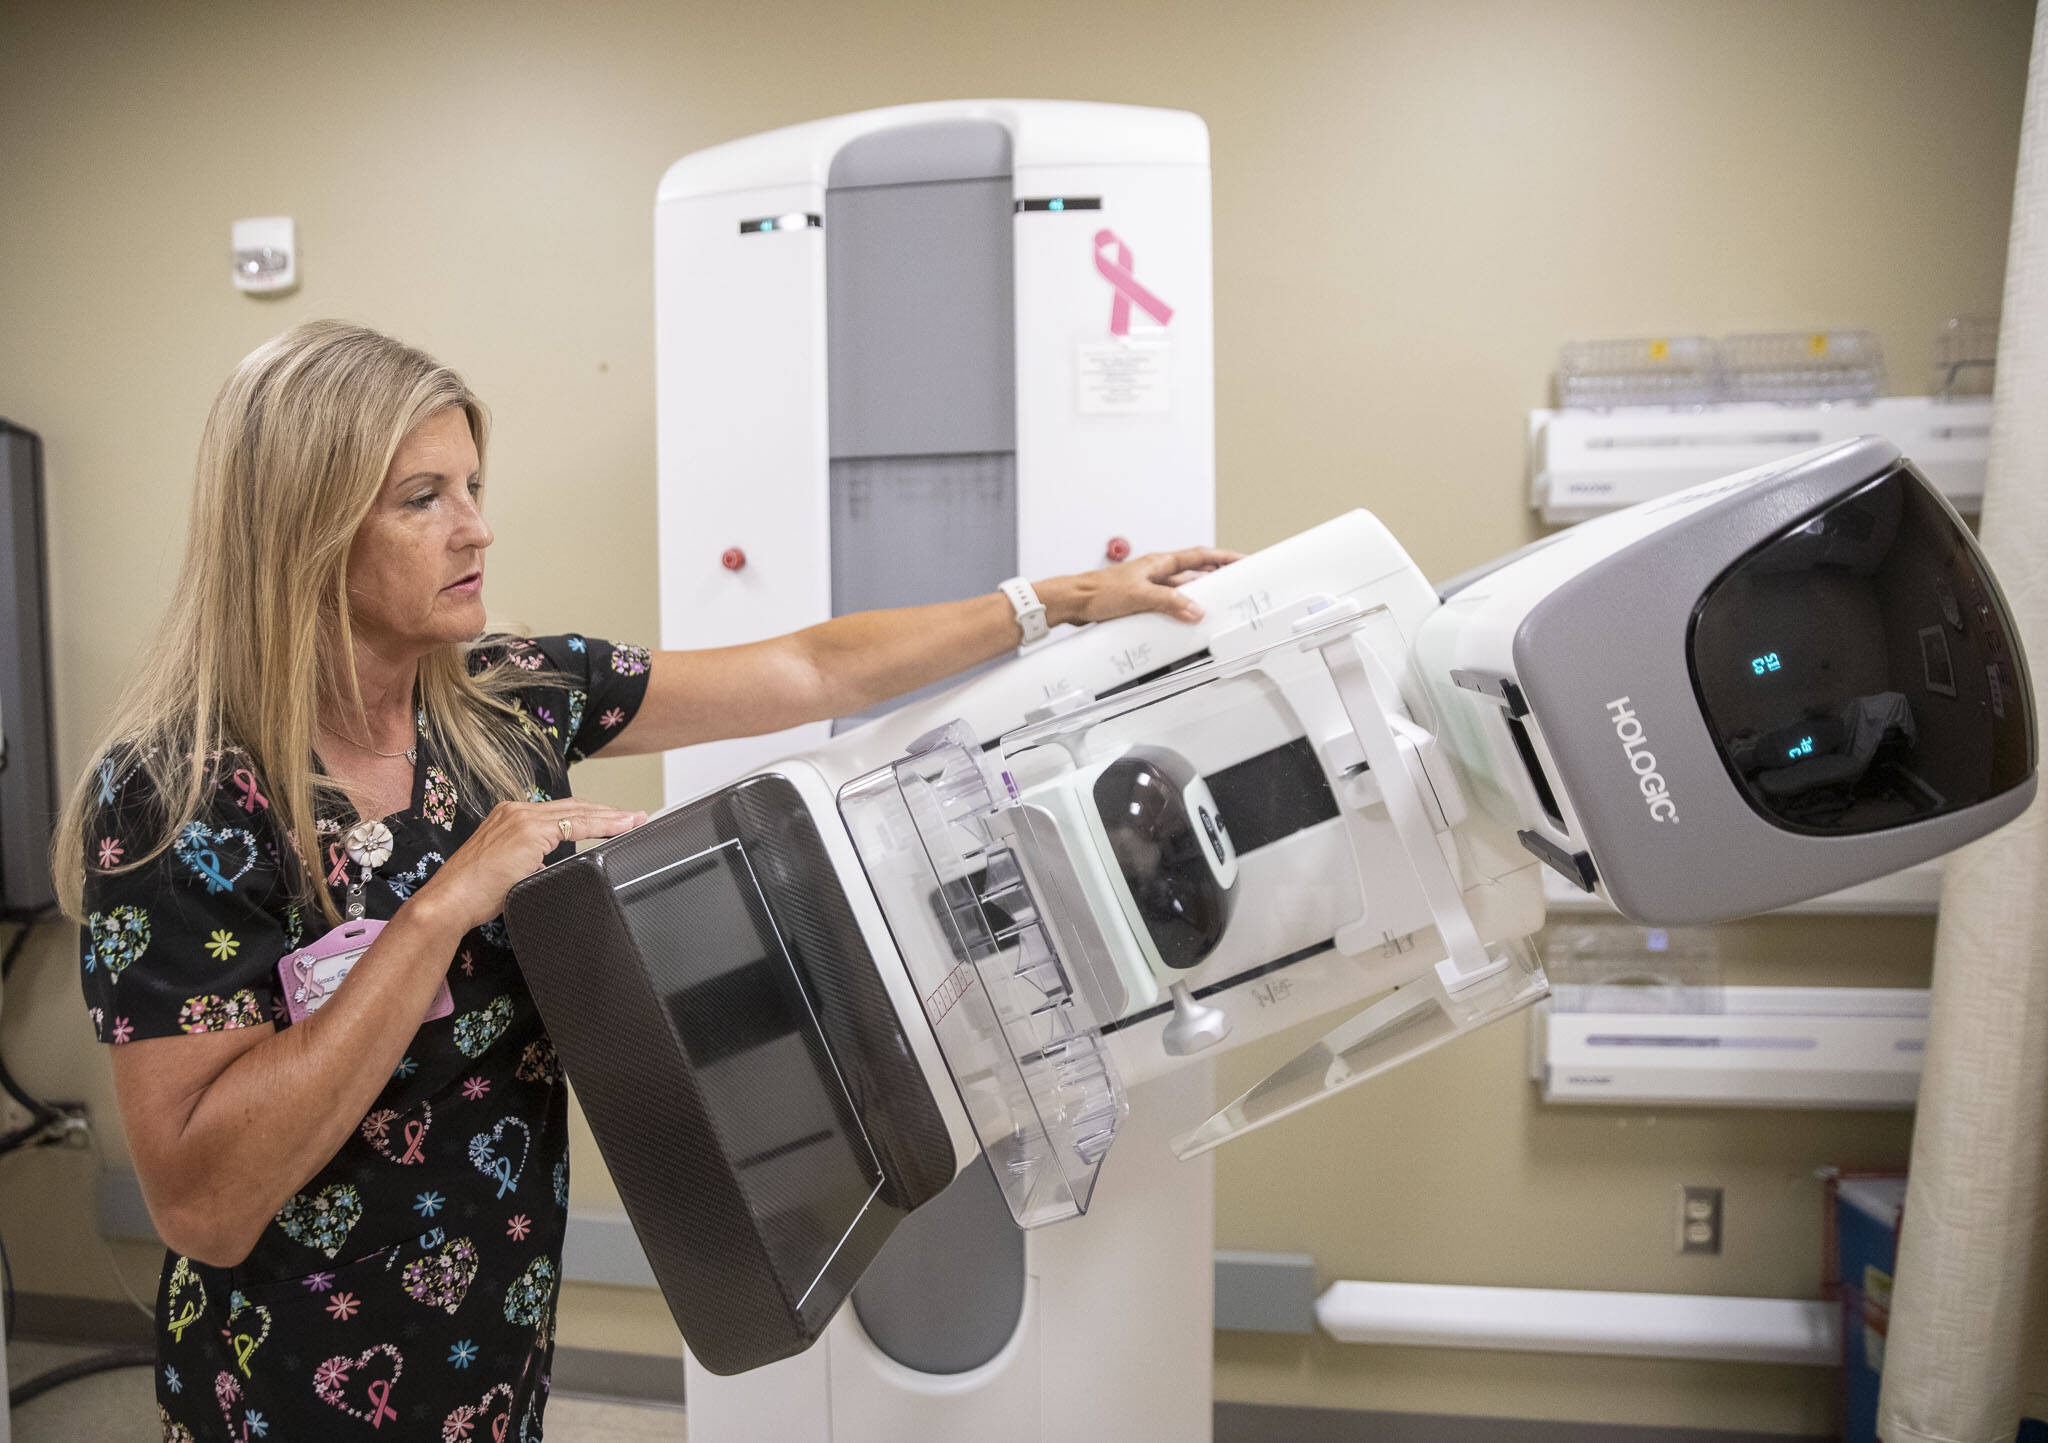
[277,820,454,1026]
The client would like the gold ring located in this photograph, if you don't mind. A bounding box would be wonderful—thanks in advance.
[557,818,574,841]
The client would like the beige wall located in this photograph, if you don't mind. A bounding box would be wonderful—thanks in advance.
[0,0,2029,1431]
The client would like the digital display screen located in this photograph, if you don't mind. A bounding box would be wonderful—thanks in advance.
[1691,466,2033,835]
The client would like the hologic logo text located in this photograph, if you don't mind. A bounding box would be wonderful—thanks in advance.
[1606,698,1679,823]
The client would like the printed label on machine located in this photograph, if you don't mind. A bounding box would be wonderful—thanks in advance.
[1077,338,1171,415]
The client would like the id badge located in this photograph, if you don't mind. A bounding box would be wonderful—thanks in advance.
[277,919,455,1026]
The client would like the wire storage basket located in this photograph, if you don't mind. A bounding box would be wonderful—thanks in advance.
[1556,335,1722,408]
[1720,330,1885,404]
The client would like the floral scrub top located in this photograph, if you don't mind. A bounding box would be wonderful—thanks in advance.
[79,634,651,1443]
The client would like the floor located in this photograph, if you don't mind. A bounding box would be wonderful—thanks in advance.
[6,1338,688,1441]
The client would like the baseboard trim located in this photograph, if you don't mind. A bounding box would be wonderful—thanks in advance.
[548,1344,687,1406]
[1215,1403,1833,1443]
[16,1294,1836,1441]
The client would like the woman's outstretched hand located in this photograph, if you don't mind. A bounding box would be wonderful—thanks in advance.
[1041,546,1242,626]
[413,798,648,934]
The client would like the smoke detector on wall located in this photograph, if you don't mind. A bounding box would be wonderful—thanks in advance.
[231,216,297,294]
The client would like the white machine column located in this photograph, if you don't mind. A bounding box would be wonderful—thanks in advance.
[656,99,1219,1442]
[680,1064,1216,1443]
[656,100,1215,803]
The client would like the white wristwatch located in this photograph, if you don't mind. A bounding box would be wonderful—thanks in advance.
[999,576,1050,647]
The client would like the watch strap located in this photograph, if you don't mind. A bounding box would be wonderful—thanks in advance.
[999,576,1050,646]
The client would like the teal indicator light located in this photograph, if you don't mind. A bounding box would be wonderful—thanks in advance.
[1049,198,1065,212]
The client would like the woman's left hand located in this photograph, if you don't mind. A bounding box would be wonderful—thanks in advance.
[1040,546,1243,627]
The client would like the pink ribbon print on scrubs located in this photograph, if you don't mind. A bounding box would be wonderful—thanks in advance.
[229,767,269,813]
[1093,228,1174,336]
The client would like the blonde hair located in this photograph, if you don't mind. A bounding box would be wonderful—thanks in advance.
[53,320,556,925]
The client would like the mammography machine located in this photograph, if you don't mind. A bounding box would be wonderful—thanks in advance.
[509,433,2034,1437]
[506,100,2034,1441]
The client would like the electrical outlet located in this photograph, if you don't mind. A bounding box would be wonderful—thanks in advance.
[1678,1185,1723,1255]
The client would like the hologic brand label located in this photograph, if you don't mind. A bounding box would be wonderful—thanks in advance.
[1606,698,1679,823]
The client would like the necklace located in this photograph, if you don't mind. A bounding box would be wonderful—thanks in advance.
[323,722,417,764]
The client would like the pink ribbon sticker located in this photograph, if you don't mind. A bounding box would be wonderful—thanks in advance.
[326,842,349,887]
[1093,228,1174,336]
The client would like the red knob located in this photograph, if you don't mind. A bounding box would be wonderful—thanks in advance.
[1105,536,1131,563]
[720,547,746,572]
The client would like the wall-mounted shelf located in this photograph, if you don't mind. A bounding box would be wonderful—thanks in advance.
[1528,985,1928,1109]
[1529,396,1993,525]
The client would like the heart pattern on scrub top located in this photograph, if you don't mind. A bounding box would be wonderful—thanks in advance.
[176,989,263,1034]
[275,1183,363,1259]
[514,1037,560,1084]
[85,905,151,980]
[384,851,444,901]
[400,1236,478,1314]
[451,995,514,1057]
[171,821,258,895]
[214,1372,249,1437]
[359,1101,433,1165]
[502,1256,556,1330]
[223,1293,272,1377]
[163,1256,207,1343]
[311,1343,404,1425]
[467,1117,531,1197]
[442,1382,514,1442]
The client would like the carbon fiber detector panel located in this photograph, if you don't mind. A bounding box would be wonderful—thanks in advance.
[505,774,957,1375]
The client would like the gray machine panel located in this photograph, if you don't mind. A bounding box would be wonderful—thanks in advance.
[0,421,56,913]
[826,121,1016,460]
[850,1154,1026,1376]
[1514,437,2036,923]
[825,120,1020,730]
[504,775,959,1375]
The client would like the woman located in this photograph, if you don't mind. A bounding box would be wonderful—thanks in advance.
[55,319,1232,1441]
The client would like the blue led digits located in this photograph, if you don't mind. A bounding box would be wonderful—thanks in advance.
[1751,652,1782,676]
[1788,736,1814,759]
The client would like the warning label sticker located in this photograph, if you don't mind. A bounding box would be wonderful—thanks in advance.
[1077,338,1171,415]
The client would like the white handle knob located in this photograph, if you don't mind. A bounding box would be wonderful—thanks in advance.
[1161,981,1231,1057]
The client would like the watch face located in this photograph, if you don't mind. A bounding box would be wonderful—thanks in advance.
[1688,465,2034,835]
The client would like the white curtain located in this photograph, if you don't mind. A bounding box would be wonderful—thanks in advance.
[1880,5,2048,1438]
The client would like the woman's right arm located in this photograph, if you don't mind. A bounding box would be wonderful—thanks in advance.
[110,797,644,1268]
